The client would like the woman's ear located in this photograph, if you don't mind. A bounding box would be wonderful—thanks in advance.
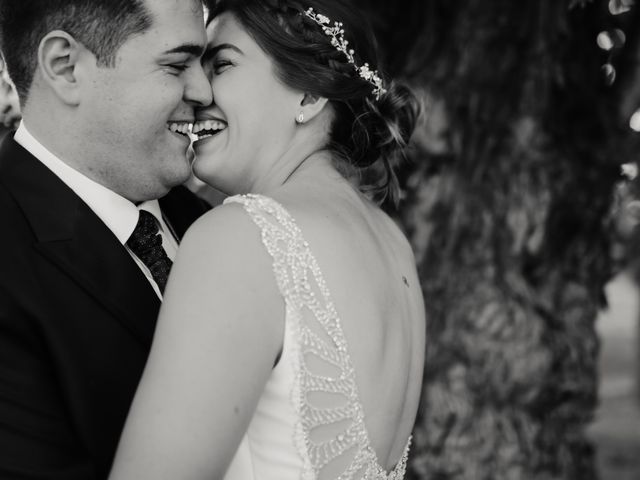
[37,30,83,106]
[296,93,329,124]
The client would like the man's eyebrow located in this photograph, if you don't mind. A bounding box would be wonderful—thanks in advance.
[163,43,206,57]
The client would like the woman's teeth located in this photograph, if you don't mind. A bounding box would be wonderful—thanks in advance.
[192,120,227,140]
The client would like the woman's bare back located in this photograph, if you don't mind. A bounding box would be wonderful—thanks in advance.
[271,176,426,471]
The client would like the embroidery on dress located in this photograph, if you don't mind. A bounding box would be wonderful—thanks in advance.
[224,193,411,480]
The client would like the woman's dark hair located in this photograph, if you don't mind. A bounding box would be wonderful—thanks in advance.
[207,0,420,205]
[0,0,151,102]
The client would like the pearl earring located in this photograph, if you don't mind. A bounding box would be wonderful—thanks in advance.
[296,112,305,124]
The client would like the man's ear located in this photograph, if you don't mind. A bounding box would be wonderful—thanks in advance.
[298,93,329,123]
[37,30,83,106]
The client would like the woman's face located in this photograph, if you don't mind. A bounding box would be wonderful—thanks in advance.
[192,12,302,194]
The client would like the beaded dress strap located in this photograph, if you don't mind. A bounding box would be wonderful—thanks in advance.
[224,193,411,480]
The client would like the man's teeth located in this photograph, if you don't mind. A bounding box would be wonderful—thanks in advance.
[192,120,227,139]
[168,122,192,136]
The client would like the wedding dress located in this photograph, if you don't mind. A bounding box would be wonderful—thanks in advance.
[222,194,411,480]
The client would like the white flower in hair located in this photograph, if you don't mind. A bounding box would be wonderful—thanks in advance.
[304,7,387,100]
[359,64,372,78]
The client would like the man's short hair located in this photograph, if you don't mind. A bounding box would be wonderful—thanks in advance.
[0,0,152,102]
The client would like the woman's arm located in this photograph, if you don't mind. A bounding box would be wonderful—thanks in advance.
[109,203,284,479]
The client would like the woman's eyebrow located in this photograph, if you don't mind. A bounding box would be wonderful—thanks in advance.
[202,43,243,63]
[207,43,244,56]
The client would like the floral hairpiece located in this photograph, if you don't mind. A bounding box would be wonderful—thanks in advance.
[303,7,387,100]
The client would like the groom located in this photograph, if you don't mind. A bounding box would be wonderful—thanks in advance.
[0,0,212,478]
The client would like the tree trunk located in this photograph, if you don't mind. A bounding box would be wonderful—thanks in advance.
[357,0,639,478]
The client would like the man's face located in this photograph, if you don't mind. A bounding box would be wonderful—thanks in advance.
[79,0,212,202]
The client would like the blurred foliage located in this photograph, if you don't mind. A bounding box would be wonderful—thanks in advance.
[0,57,20,131]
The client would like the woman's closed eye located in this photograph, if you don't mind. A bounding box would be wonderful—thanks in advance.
[213,59,233,74]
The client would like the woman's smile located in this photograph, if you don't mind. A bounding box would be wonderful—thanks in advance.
[192,118,228,140]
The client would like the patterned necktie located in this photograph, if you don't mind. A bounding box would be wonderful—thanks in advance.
[127,210,173,293]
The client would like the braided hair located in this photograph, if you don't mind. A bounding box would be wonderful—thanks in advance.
[207,0,419,205]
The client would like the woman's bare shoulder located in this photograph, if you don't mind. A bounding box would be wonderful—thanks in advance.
[181,201,255,246]
[166,200,282,320]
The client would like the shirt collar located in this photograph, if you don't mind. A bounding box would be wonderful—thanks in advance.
[14,121,163,245]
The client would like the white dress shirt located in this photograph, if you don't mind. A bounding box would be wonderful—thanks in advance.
[14,122,178,299]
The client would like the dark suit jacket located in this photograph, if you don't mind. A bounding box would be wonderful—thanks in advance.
[0,135,210,479]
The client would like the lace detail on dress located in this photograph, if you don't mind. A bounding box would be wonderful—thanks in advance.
[224,194,411,480]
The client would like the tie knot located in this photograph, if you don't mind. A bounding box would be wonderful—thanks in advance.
[126,210,173,294]
[127,210,161,253]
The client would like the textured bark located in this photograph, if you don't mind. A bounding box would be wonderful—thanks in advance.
[356,0,640,478]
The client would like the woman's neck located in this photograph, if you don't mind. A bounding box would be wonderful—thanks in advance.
[248,143,331,193]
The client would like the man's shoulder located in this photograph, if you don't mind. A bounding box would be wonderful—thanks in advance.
[0,172,28,226]
[160,185,212,239]
[0,129,24,163]
[163,185,211,211]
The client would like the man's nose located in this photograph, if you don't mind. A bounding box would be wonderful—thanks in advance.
[185,63,213,107]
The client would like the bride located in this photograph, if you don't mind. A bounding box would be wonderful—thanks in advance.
[109,0,425,478]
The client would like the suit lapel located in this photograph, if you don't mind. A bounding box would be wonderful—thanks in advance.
[0,136,160,347]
